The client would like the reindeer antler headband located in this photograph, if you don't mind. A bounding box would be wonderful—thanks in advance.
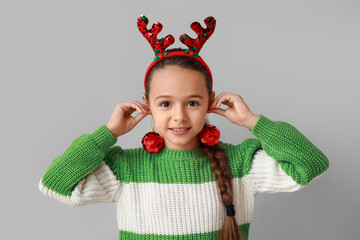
[137,15,216,90]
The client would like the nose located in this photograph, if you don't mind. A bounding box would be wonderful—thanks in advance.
[173,105,188,122]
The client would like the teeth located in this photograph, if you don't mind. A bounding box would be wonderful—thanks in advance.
[172,128,188,131]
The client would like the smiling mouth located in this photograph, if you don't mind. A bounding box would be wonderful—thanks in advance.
[170,127,191,132]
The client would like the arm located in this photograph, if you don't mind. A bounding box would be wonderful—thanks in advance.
[244,114,329,195]
[38,124,122,206]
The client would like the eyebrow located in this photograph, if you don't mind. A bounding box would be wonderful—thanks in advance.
[154,94,204,101]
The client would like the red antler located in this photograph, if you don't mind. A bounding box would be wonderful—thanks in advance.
[179,16,216,55]
[137,15,175,59]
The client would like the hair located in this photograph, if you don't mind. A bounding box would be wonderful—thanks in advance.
[144,47,245,240]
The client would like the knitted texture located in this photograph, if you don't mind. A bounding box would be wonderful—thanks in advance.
[39,114,329,240]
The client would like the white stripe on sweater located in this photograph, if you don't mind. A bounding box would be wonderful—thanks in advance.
[114,178,254,235]
[243,149,324,195]
[39,161,121,206]
[39,149,325,235]
[113,150,320,235]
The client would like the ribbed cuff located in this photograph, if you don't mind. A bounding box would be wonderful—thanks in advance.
[90,124,118,152]
[249,114,278,141]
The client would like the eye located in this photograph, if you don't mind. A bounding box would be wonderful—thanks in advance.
[188,101,199,107]
[160,101,171,107]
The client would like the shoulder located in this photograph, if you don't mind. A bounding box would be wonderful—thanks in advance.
[218,139,263,178]
[103,145,151,178]
[218,138,262,159]
[104,145,150,163]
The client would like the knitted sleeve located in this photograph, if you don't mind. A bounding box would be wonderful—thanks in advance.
[38,124,123,206]
[242,114,329,195]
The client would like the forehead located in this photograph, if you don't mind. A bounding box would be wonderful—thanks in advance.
[149,65,208,100]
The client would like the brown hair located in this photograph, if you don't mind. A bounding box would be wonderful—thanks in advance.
[144,47,245,240]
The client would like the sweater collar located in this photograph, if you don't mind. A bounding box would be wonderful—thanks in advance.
[156,146,205,159]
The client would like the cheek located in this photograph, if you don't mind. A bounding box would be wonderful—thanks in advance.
[151,110,168,126]
[191,111,206,126]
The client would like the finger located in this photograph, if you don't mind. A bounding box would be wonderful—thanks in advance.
[211,92,228,108]
[137,101,149,108]
[136,102,151,114]
[133,111,149,125]
[132,101,150,114]
[140,103,151,112]
[222,99,234,107]
[130,100,149,113]
[135,101,150,112]
[208,107,226,117]
[119,104,136,114]
[130,101,147,112]
[218,93,240,108]
[213,94,232,108]
[211,92,225,105]
[122,102,143,115]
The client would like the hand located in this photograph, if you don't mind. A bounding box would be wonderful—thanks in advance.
[105,101,151,138]
[208,92,259,130]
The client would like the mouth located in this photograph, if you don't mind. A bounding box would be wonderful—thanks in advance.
[170,127,191,131]
[169,127,191,135]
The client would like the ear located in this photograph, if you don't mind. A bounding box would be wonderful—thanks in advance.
[142,93,149,107]
[210,91,215,104]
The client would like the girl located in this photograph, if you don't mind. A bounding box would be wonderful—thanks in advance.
[39,16,329,240]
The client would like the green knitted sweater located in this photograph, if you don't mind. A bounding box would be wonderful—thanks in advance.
[39,114,329,240]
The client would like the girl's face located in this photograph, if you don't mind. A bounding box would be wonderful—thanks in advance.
[142,65,215,150]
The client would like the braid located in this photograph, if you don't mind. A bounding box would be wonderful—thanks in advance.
[201,144,245,240]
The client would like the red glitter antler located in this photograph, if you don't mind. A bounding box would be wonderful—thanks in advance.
[179,16,216,57]
[137,15,175,61]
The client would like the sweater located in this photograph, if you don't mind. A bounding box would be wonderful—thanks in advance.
[38,114,329,240]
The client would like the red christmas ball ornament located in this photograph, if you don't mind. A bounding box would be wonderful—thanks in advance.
[141,130,164,153]
[199,123,220,147]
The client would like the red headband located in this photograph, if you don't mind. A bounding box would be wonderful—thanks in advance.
[137,15,216,90]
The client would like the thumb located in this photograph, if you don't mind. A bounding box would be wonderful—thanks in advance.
[133,112,149,125]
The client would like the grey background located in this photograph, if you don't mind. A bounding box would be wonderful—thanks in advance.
[1,0,358,239]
